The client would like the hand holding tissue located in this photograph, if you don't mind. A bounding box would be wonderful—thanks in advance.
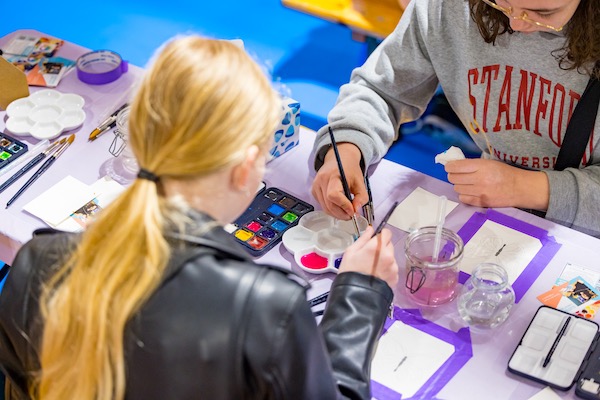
[435,146,466,166]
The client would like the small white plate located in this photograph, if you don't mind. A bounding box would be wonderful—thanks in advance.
[282,211,368,274]
[5,89,86,140]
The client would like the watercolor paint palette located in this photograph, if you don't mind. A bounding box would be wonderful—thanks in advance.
[226,186,314,257]
[0,131,28,170]
[282,211,368,274]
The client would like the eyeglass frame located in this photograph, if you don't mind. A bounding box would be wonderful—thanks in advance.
[480,0,567,32]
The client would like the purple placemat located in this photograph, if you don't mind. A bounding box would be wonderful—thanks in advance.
[371,307,473,399]
[456,209,562,303]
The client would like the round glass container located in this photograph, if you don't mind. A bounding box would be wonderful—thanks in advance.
[404,226,464,307]
[99,106,138,184]
[457,263,515,329]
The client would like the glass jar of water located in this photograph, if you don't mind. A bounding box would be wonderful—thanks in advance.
[457,263,515,329]
[404,226,464,307]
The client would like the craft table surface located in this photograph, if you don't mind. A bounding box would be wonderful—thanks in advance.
[0,30,142,261]
[2,29,600,399]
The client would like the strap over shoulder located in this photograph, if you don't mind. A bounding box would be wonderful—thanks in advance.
[554,61,600,170]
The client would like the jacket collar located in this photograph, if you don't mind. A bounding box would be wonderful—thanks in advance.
[164,208,252,263]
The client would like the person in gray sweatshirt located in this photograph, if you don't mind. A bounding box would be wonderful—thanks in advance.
[311,0,600,236]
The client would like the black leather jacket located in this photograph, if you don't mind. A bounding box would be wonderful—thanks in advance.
[0,211,393,399]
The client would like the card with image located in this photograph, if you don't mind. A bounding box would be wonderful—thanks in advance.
[537,276,600,318]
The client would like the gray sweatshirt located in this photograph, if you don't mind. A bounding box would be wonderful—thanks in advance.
[313,0,600,236]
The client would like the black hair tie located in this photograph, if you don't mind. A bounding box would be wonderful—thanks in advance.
[137,168,159,183]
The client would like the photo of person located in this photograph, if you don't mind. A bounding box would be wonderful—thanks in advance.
[70,199,102,229]
[563,279,598,307]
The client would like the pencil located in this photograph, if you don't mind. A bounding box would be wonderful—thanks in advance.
[6,135,75,208]
[328,127,361,239]
[372,201,399,238]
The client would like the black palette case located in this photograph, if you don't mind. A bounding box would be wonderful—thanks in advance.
[508,306,600,398]
[227,185,314,257]
[0,132,28,170]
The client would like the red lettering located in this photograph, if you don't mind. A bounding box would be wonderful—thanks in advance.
[481,65,500,132]
[468,68,479,121]
[534,77,551,137]
[509,155,519,163]
[515,70,537,131]
[542,157,550,169]
[548,84,566,146]
[567,90,581,124]
[493,66,513,132]
[521,157,529,166]
[531,157,540,169]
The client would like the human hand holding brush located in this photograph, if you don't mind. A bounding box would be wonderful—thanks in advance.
[312,136,369,221]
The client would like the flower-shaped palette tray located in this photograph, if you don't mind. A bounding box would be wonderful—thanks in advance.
[282,211,368,274]
[5,89,86,140]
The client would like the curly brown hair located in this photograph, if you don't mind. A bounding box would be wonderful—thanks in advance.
[468,0,600,78]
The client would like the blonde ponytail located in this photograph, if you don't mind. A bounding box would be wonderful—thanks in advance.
[34,36,281,399]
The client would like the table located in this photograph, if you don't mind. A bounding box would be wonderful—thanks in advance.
[0,30,142,264]
[265,135,600,400]
[3,30,600,399]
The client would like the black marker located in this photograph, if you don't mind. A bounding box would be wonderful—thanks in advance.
[543,316,571,368]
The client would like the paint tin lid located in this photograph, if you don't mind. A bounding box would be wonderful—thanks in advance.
[76,50,128,85]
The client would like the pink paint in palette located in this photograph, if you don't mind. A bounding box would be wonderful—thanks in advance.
[282,211,368,274]
[300,252,329,270]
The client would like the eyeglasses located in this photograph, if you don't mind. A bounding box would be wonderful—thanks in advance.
[480,0,566,32]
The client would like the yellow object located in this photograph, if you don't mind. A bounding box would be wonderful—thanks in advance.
[234,229,254,241]
[282,0,403,39]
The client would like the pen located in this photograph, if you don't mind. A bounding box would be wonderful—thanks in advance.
[328,127,361,239]
[88,103,129,141]
[6,134,75,208]
[0,139,64,195]
[372,201,399,238]
[542,316,571,368]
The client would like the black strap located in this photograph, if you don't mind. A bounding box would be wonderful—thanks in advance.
[554,63,600,171]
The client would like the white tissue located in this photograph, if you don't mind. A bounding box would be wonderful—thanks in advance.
[435,146,466,165]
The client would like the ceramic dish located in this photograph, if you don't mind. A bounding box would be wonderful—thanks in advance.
[5,89,86,140]
[282,211,368,274]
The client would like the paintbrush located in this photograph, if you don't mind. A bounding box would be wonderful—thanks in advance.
[468,119,493,156]
[6,134,75,208]
[372,201,398,238]
[0,138,65,194]
[362,174,374,225]
[328,127,361,239]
